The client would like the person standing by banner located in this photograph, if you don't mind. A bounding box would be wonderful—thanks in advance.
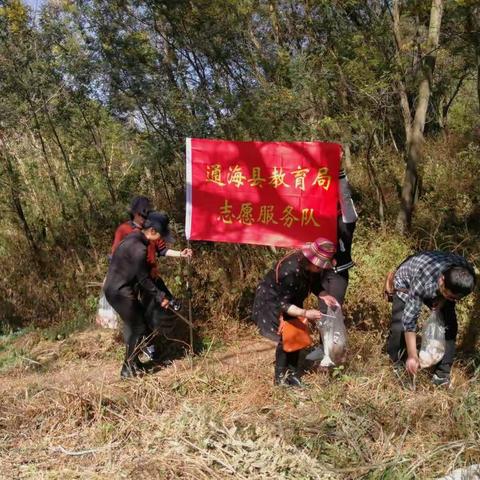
[104,213,172,378]
[307,168,358,361]
[252,238,337,387]
[320,168,358,306]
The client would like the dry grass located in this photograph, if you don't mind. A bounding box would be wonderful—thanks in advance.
[1,326,479,480]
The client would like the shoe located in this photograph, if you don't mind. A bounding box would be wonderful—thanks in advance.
[120,359,152,379]
[305,346,324,362]
[274,369,304,388]
[134,360,152,372]
[284,372,304,388]
[432,373,451,387]
[120,363,137,379]
[141,345,156,360]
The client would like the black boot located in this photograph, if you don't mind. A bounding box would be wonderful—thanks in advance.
[274,365,288,385]
[274,366,304,387]
[120,362,137,379]
[274,343,304,387]
[284,369,304,387]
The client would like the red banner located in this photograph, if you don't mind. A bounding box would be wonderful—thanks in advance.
[185,138,341,247]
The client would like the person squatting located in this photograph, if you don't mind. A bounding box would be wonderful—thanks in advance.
[386,251,476,387]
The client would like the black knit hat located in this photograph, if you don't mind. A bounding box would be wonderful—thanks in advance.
[129,196,152,219]
[144,211,175,243]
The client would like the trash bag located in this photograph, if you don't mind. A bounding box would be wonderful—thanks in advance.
[419,311,446,368]
[317,306,347,367]
[95,292,120,329]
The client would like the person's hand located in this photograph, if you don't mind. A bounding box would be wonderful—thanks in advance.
[180,248,192,258]
[406,355,420,375]
[160,298,170,308]
[318,292,340,309]
[304,309,322,321]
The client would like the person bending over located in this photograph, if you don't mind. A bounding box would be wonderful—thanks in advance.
[104,213,173,378]
[252,238,337,387]
[387,250,476,387]
[112,196,192,300]
[111,198,192,360]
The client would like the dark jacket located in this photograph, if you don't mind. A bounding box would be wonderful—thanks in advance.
[334,216,356,273]
[111,220,167,278]
[104,231,166,303]
[334,169,357,273]
[252,251,324,342]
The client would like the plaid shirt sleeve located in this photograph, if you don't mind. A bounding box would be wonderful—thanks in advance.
[401,288,424,332]
[396,250,473,331]
[400,270,439,331]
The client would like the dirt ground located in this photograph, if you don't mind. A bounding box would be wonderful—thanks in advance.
[1,327,479,480]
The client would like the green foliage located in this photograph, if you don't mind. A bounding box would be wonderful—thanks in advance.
[0,1,479,344]
[347,227,412,329]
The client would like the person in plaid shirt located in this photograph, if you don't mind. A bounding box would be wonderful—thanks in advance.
[387,251,476,386]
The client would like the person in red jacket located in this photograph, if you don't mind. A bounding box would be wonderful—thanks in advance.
[112,196,192,294]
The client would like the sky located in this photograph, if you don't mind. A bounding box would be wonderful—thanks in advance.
[23,0,45,10]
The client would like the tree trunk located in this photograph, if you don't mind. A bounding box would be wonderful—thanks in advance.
[43,103,96,213]
[472,5,480,114]
[0,135,38,254]
[391,0,412,145]
[366,130,387,227]
[396,0,443,234]
[27,100,69,221]
[476,41,480,116]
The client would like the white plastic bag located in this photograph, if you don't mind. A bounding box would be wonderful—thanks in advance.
[419,311,446,368]
[317,306,347,367]
[95,292,120,329]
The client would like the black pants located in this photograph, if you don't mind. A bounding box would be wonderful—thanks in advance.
[139,276,173,347]
[318,269,349,312]
[105,291,146,366]
[386,294,458,377]
[275,341,300,375]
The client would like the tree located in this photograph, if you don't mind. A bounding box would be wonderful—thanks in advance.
[392,0,444,233]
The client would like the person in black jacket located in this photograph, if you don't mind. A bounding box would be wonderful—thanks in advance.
[322,168,358,307]
[104,212,171,378]
[252,238,337,387]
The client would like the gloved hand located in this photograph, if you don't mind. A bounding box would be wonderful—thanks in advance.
[168,298,182,311]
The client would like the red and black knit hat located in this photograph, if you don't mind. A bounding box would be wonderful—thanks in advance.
[301,237,336,269]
